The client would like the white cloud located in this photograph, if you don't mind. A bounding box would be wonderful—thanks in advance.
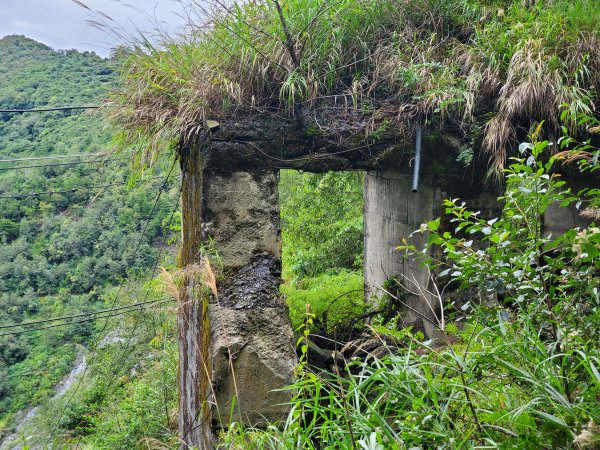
[0,0,187,57]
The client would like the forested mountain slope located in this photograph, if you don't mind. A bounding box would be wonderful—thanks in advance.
[0,35,177,433]
[0,36,364,449]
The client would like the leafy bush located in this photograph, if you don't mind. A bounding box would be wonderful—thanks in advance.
[29,278,179,449]
[409,123,600,350]
[280,170,364,279]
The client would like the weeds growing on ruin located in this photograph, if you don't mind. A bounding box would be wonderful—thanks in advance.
[87,0,600,177]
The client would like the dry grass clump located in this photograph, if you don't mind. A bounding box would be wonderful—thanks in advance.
[159,257,218,304]
[99,0,599,174]
[471,1,600,179]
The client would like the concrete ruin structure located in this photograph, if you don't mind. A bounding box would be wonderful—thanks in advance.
[175,117,596,445]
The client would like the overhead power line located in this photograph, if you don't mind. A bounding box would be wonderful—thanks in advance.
[0,299,169,331]
[0,300,170,338]
[0,176,163,199]
[0,105,103,113]
[0,157,130,171]
[0,153,107,163]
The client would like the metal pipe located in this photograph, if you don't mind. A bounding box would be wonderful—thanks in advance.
[412,123,422,193]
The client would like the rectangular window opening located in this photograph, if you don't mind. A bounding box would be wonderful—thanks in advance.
[278,169,365,334]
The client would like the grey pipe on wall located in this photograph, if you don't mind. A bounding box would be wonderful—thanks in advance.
[412,123,422,193]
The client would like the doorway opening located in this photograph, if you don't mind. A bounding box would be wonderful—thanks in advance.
[278,169,365,333]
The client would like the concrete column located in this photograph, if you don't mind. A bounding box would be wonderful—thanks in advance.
[364,170,442,338]
[543,178,595,237]
[202,169,297,428]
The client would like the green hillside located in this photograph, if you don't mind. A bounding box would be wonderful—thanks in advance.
[0,35,178,433]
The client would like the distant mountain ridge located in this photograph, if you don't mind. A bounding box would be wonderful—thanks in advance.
[0,35,113,111]
[0,34,115,159]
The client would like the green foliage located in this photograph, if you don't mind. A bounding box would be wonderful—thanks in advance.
[0,36,115,158]
[406,126,599,347]
[0,36,177,428]
[283,270,364,332]
[24,278,180,449]
[279,169,365,334]
[224,319,599,448]
[395,126,600,446]
[280,170,364,279]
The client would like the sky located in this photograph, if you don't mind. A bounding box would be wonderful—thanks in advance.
[0,0,188,57]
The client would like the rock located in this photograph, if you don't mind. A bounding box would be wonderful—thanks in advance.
[217,257,282,309]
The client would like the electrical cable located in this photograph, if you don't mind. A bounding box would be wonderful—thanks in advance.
[0,105,103,113]
[0,299,170,331]
[0,176,163,199]
[0,157,130,171]
[0,153,107,163]
[0,300,171,338]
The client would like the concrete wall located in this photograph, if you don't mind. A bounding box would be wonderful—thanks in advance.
[544,178,595,237]
[364,170,443,338]
[194,125,597,438]
[202,170,281,268]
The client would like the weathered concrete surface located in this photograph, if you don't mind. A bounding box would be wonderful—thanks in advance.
[210,302,296,427]
[203,170,280,269]
[206,118,470,175]
[364,170,444,338]
[544,202,587,236]
[543,178,595,237]
[210,257,295,428]
[201,169,296,429]
[178,141,212,450]
[363,170,502,338]
[218,257,283,309]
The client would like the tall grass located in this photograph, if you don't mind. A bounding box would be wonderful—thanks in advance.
[100,0,599,176]
[220,317,599,449]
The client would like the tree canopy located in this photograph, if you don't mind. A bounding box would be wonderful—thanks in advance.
[0,35,178,423]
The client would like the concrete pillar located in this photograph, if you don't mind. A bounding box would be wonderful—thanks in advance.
[202,169,297,428]
[363,170,442,338]
[543,178,595,237]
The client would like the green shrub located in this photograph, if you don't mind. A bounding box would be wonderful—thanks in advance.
[81,343,178,450]
[280,170,364,279]
[283,270,364,332]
